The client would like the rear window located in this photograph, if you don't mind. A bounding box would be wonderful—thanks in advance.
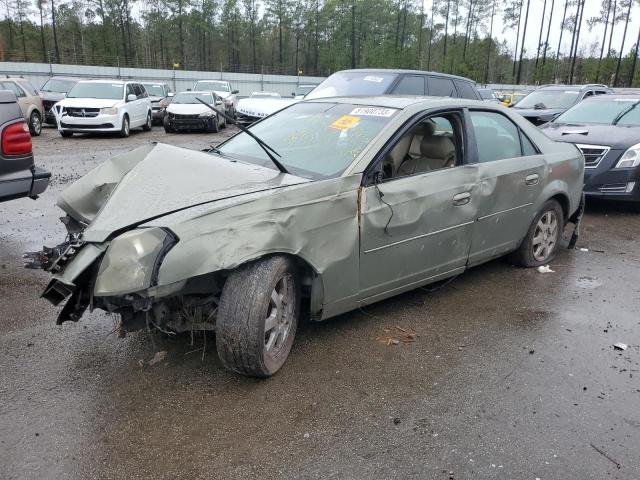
[305,72,397,99]
[427,77,456,97]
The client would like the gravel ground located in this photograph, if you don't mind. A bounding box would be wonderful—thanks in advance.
[1,126,639,480]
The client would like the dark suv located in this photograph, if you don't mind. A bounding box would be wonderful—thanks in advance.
[305,69,482,100]
[0,90,50,202]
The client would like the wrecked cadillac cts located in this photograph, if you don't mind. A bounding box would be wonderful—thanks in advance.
[26,96,585,377]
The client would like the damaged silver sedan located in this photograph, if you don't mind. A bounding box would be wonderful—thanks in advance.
[27,96,585,377]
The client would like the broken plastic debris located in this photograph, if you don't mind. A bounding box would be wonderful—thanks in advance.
[537,265,554,273]
[613,342,628,351]
[148,350,167,366]
[579,248,589,252]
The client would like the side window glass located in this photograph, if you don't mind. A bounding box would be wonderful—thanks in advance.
[595,90,608,95]
[455,80,477,99]
[583,91,594,99]
[427,77,456,97]
[521,133,538,156]
[382,114,459,179]
[470,111,523,162]
[4,82,25,97]
[393,75,425,95]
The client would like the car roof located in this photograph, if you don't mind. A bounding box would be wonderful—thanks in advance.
[46,76,80,82]
[76,79,133,84]
[581,94,640,101]
[536,84,610,91]
[304,95,486,109]
[196,80,229,83]
[337,68,477,83]
[176,90,213,95]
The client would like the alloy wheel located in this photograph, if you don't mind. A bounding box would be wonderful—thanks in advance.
[532,211,559,262]
[264,274,295,359]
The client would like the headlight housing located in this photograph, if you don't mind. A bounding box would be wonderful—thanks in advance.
[100,106,118,115]
[224,98,233,106]
[94,228,178,296]
[199,111,214,117]
[615,143,640,168]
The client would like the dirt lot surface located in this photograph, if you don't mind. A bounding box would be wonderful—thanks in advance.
[1,126,639,479]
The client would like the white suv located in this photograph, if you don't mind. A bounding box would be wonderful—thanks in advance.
[54,80,152,138]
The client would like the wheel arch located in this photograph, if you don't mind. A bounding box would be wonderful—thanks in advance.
[548,192,570,223]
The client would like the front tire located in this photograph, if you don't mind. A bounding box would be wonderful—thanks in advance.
[216,256,299,378]
[60,130,73,138]
[29,111,41,136]
[119,114,130,138]
[142,111,152,131]
[510,199,564,267]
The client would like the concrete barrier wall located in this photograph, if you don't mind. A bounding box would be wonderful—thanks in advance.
[0,62,326,97]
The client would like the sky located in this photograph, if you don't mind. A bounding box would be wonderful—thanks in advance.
[424,0,640,57]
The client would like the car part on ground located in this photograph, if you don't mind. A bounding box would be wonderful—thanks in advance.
[305,69,483,100]
[512,84,613,126]
[39,76,79,125]
[142,82,173,124]
[1,77,44,136]
[540,94,640,201]
[0,90,50,202]
[27,96,583,377]
[53,80,153,137]
[164,91,226,133]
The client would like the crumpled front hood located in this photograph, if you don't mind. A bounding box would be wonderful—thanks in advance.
[166,104,211,115]
[59,143,308,243]
[540,123,640,150]
[236,98,297,117]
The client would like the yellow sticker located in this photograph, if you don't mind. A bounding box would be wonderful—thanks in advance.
[330,115,360,130]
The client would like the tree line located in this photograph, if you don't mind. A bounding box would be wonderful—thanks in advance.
[0,0,639,86]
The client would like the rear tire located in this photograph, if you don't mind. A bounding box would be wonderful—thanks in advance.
[29,111,41,136]
[142,111,152,131]
[216,256,299,378]
[510,199,564,267]
[119,114,130,138]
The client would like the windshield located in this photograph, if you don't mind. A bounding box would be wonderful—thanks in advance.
[295,85,316,96]
[195,81,229,92]
[172,92,214,104]
[555,99,640,125]
[41,78,76,93]
[218,102,398,179]
[67,82,124,100]
[143,84,165,96]
[516,89,580,109]
[305,72,396,99]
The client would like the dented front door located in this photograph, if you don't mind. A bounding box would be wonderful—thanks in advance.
[358,165,479,300]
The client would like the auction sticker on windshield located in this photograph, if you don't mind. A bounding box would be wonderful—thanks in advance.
[350,107,396,117]
[330,115,360,130]
[363,75,385,83]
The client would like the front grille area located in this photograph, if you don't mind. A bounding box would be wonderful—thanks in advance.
[64,107,100,118]
[171,113,200,119]
[576,144,610,168]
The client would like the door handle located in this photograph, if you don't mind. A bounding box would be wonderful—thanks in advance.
[452,192,471,206]
[525,173,539,185]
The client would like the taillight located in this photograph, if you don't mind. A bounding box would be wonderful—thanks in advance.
[2,122,32,155]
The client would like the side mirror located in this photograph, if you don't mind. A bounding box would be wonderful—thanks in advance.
[186,88,192,91]
[127,94,136,102]
[232,89,239,94]
[291,92,295,96]
[215,100,223,106]
[168,92,174,97]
